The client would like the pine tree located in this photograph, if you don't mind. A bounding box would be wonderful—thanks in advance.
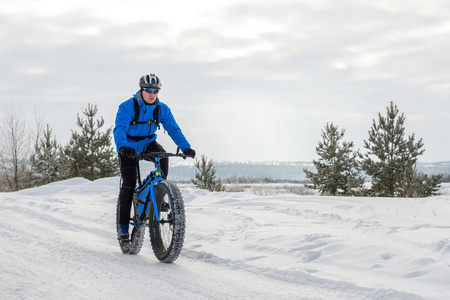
[398,167,442,197]
[304,122,364,196]
[361,101,441,197]
[192,155,225,192]
[30,124,60,185]
[63,104,118,180]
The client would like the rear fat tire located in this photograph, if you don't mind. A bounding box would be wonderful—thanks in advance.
[129,223,145,254]
[116,193,145,255]
[149,181,186,263]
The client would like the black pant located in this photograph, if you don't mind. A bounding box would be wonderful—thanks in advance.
[117,141,168,225]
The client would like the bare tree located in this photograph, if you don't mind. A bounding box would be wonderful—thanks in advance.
[0,104,31,191]
[30,108,46,157]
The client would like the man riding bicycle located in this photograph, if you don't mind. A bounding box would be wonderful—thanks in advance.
[113,73,195,246]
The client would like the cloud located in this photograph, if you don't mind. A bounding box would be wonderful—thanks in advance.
[1,0,450,161]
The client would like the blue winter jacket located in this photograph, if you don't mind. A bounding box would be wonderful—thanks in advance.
[113,91,191,153]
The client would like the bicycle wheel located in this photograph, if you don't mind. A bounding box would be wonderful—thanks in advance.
[149,181,186,263]
[129,193,146,255]
[116,193,145,255]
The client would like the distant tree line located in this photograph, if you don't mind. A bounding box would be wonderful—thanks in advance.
[304,102,443,198]
[222,176,305,184]
[441,174,450,183]
[0,103,118,192]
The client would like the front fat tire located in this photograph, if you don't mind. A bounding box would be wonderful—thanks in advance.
[149,181,186,263]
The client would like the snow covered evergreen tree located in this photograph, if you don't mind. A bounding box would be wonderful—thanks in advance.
[30,124,60,185]
[304,122,364,196]
[192,155,225,192]
[61,104,118,180]
[361,101,441,197]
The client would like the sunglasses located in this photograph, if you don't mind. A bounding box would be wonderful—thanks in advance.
[144,88,159,94]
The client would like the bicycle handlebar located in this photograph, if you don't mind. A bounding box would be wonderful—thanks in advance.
[139,152,186,160]
[133,148,190,160]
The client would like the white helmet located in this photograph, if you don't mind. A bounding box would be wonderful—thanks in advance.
[139,73,162,89]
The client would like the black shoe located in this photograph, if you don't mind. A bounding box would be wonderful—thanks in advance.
[118,232,129,240]
[117,225,129,242]
[118,233,130,253]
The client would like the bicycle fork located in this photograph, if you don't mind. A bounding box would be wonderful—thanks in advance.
[149,177,164,222]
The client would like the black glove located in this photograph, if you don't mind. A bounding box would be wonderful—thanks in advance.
[183,148,196,158]
[119,146,136,158]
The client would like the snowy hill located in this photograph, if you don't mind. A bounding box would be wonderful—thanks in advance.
[1,178,449,299]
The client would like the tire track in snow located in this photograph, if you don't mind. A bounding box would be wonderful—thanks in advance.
[182,249,424,300]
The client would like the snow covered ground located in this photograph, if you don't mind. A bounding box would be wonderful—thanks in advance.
[1,178,449,300]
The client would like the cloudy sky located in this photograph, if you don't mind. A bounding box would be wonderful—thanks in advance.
[1,0,450,162]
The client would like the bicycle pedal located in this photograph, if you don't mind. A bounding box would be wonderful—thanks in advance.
[138,221,146,228]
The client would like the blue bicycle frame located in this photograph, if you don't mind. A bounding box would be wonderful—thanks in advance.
[134,153,182,224]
